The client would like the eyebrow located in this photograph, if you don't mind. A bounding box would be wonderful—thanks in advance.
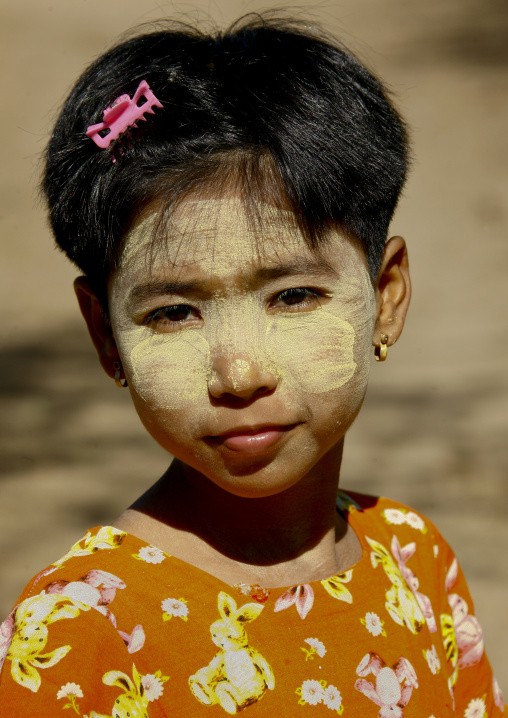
[253,257,338,283]
[127,256,338,307]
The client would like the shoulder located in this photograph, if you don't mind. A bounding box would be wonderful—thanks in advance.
[0,526,167,715]
[338,489,457,597]
[339,489,447,546]
[5,525,161,607]
[4,527,127,609]
[1,526,157,662]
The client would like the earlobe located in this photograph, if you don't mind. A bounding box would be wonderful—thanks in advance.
[73,277,119,378]
[373,236,411,351]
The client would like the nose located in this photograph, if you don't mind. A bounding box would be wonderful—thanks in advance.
[208,353,278,401]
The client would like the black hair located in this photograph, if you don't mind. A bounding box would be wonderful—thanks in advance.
[42,14,409,300]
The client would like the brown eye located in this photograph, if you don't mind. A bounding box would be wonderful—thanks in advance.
[145,304,198,325]
[273,287,321,308]
[158,305,192,321]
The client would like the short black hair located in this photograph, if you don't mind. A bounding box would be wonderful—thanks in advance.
[42,14,410,297]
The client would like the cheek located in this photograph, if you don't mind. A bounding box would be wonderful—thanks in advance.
[266,305,373,395]
[122,331,211,413]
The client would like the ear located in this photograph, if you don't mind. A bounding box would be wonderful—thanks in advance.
[373,236,411,349]
[235,602,264,624]
[74,276,119,379]
[102,669,134,692]
[217,592,237,620]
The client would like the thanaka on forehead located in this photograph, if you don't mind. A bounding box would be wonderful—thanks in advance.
[118,198,369,281]
[120,198,302,265]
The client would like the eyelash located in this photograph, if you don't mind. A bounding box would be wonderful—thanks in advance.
[143,287,326,328]
[271,287,323,309]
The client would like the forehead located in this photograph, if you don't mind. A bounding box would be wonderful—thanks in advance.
[117,197,366,282]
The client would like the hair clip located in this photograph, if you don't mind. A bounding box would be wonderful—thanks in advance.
[86,79,163,149]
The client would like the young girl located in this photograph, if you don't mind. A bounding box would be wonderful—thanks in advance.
[0,15,504,717]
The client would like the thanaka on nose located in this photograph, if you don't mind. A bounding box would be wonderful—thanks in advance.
[208,352,278,400]
[205,290,277,400]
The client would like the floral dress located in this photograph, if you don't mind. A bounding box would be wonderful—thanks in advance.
[0,491,504,717]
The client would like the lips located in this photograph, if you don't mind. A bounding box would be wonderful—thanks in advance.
[209,424,298,454]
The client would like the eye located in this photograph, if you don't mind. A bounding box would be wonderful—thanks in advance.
[143,304,199,328]
[271,287,324,311]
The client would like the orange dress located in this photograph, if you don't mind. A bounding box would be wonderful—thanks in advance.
[0,491,505,716]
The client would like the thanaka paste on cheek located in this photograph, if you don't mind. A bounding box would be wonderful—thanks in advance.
[129,330,211,410]
[109,199,375,427]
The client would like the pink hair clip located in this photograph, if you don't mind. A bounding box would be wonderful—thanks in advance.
[86,79,163,149]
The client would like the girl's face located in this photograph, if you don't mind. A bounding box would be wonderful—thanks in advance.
[107,197,377,497]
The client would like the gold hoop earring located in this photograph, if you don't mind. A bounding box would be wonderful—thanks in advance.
[113,361,128,387]
[374,334,389,362]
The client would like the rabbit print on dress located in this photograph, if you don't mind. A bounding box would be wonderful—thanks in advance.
[189,591,275,714]
[90,664,149,718]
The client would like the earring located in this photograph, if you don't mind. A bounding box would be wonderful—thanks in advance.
[113,361,128,387]
[374,334,389,362]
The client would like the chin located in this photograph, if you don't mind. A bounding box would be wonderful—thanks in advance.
[209,462,310,500]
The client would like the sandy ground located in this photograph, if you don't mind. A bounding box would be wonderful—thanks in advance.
[1,0,507,692]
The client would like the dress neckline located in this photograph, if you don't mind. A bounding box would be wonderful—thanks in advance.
[100,490,371,593]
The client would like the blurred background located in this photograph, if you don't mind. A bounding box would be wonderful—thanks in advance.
[1,0,507,690]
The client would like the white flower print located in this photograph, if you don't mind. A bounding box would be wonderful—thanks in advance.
[361,611,386,637]
[433,545,439,558]
[303,637,326,658]
[57,683,83,700]
[141,673,166,701]
[405,512,425,530]
[57,682,83,714]
[383,508,406,525]
[137,545,166,564]
[323,684,342,711]
[299,679,325,705]
[297,679,344,713]
[464,697,487,718]
[161,597,189,621]
[423,645,441,675]
[383,508,426,532]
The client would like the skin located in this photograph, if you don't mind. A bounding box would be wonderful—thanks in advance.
[75,195,411,588]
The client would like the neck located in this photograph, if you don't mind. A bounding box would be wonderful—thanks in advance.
[184,443,344,562]
[121,440,361,586]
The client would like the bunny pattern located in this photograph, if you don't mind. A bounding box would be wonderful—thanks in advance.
[89,664,149,718]
[0,493,504,715]
[189,592,275,714]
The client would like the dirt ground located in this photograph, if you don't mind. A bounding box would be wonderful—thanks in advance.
[1,0,507,692]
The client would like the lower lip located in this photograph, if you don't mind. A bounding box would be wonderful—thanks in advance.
[218,426,295,454]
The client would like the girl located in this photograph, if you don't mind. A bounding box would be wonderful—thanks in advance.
[0,15,504,716]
